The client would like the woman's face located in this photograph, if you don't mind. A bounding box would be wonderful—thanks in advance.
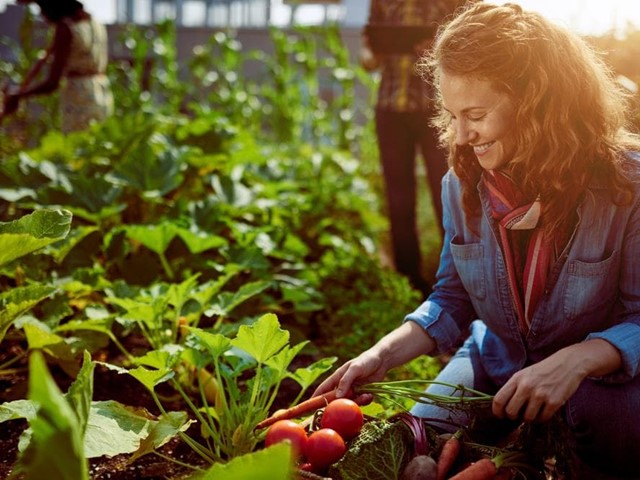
[439,72,517,171]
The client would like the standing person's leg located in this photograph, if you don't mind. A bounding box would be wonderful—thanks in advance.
[565,375,640,477]
[375,109,425,293]
[414,109,449,237]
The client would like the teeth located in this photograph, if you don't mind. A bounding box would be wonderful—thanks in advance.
[473,142,494,154]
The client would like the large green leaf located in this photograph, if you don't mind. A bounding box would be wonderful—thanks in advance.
[65,351,95,437]
[126,411,194,464]
[10,351,89,480]
[23,321,79,377]
[197,443,294,480]
[0,397,184,461]
[84,400,165,458]
[231,313,288,364]
[123,222,178,255]
[0,209,72,267]
[205,280,271,317]
[98,362,175,393]
[108,142,185,197]
[176,227,227,254]
[0,284,56,343]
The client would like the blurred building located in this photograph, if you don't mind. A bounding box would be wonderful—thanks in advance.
[112,0,368,28]
[0,0,371,111]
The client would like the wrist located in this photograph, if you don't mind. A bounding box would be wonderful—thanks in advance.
[373,321,435,372]
[570,339,622,378]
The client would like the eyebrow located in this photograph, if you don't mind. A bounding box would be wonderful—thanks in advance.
[442,105,486,115]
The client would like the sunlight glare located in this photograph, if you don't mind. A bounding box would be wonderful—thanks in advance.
[493,0,640,36]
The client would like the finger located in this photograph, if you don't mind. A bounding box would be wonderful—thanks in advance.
[521,399,543,423]
[312,361,353,397]
[336,368,360,398]
[353,393,374,406]
[492,382,516,418]
[538,399,563,422]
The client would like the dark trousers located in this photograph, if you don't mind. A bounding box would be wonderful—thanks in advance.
[375,108,448,292]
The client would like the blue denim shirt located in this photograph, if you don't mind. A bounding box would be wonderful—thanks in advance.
[405,153,640,386]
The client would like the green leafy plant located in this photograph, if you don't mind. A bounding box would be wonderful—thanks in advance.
[101,313,336,466]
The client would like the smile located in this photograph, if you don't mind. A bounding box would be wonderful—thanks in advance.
[472,141,495,155]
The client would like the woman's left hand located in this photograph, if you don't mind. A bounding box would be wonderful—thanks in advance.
[492,339,622,422]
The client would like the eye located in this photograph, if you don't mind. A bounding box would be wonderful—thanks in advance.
[467,113,486,121]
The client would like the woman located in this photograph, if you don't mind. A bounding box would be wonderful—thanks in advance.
[313,2,640,477]
[2,0,113,133]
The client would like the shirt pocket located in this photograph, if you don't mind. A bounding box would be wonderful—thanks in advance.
[450,237,486,300]
[563,250,619,320]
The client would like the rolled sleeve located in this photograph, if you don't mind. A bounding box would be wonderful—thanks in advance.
[404,300,464,354]
[587,322,640,382]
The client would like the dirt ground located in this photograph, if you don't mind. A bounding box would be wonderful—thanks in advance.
[0,333,216,480]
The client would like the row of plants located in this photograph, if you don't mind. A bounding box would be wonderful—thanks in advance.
[0,16,444,480]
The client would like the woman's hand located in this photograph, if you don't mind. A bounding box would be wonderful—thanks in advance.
[492,339,623,422]
[312,348,389,405]
[312,321,437,404]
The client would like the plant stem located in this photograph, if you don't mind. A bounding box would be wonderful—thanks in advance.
[151,451,204,472]
[0,350,27,371]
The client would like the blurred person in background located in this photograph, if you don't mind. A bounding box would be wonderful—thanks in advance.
[360,0,475,296]
[1,0,113,133]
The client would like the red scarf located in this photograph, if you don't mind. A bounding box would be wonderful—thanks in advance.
[483,171,552,334]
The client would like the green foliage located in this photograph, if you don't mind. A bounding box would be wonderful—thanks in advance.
[9,351,90,480]
[196,443,294,480]
[103,313,336,464]
[0,17,447,477]
[328,419,413,480]
[0,209,72,267]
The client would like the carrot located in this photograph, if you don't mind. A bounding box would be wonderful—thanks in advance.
[255,389,342,430]
[436,429,463,480]
[448,458,497,480]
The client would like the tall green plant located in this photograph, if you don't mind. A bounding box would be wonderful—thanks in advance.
[103,313,336,465]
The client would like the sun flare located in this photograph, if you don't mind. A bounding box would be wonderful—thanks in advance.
[494,0,640,36]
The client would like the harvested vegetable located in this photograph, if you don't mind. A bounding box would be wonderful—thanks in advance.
[320,398,364,440]
[401,454,438,480]
[265,420,308,459]
[328,419,414,480]
[448,457,497,480]
[356,380,494,413]
[394,412,430,456]
[436,429,463,480]
[256,389,341,430]
[306,428,347,470]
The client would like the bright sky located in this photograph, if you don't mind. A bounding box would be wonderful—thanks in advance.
[2,0,640,36]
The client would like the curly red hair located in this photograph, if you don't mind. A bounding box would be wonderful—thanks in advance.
[417,2,640,235]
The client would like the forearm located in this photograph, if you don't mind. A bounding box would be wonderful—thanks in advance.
[572,338,622,378]
[373,321,437,372]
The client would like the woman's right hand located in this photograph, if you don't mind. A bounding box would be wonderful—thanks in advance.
[312,347,388,405]
[312,321,437,404]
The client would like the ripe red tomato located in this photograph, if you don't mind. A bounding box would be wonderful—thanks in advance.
[265,420,308,459]
[320,398,364,440]
[306,428,346,470]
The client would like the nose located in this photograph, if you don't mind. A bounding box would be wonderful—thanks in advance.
[454,119,475,146]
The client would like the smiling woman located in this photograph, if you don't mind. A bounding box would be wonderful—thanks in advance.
[312,2,640,478]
